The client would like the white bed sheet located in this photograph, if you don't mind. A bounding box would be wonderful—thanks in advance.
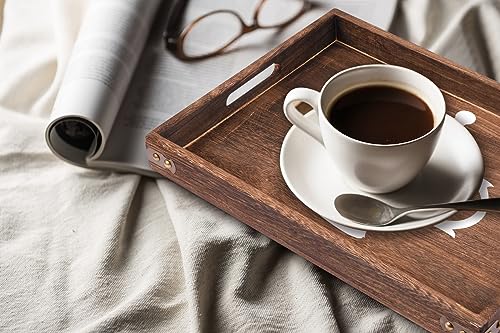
[0,0,498,332]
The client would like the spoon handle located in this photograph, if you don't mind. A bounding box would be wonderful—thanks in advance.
[417,198,500,213]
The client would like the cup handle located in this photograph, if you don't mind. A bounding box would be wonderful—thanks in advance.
[283,88,323,144]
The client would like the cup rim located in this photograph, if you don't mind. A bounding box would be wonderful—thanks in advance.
[318,64,446,148]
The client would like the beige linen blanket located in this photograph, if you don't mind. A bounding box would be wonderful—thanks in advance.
[0,0,498,332]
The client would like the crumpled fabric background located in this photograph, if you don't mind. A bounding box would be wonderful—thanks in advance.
[0,0,498,332]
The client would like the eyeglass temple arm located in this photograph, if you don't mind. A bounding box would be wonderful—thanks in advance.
[164,0,190,49]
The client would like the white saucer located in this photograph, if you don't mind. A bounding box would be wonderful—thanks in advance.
[280,112,484,232]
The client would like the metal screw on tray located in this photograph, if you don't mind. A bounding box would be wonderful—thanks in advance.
[334,194,500,226]
[161,158,176,174]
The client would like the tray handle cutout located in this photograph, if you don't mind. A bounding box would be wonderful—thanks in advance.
[226,63,279,106]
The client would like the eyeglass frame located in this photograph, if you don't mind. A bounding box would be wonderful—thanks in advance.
[164,0,312,61]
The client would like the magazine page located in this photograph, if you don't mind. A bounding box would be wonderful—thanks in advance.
[45,0,162,168]
[94,0,397,175]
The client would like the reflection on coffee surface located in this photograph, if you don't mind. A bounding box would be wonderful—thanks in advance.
[327,85,434,144]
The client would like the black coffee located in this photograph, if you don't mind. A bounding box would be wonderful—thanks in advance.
[327,85,434,144]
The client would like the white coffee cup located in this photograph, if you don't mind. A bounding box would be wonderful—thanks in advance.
[283,64,446,193]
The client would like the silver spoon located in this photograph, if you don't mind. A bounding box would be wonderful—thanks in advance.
[334,194,500,226]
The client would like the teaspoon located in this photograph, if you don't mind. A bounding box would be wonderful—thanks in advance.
[334,194,500,226]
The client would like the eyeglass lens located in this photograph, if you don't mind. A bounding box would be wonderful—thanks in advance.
[255,0,306,28]
[182,12,243,59]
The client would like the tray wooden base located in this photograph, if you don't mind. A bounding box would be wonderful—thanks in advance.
[147,9,500,333]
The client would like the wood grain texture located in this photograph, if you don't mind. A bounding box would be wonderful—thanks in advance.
[146,9,500,333]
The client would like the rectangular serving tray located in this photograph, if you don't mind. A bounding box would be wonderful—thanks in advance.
[146,9,500,333]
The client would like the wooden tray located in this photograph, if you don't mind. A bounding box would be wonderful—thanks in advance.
[146,9,500,333]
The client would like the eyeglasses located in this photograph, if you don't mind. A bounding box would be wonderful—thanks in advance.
[164,0,312,61]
